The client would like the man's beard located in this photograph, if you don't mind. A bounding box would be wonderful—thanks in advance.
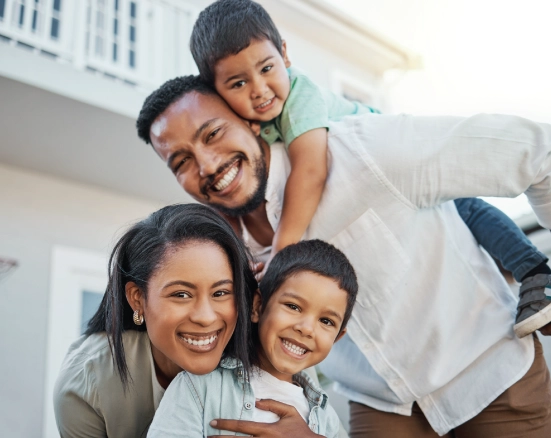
[208,143,268,217]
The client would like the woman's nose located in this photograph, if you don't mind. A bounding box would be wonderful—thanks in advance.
[190,298,217,326]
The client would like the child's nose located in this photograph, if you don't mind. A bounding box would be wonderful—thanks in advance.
[294,318,315,337]
[251,78,268,99]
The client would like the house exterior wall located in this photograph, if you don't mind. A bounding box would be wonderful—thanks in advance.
[0,163,163,437]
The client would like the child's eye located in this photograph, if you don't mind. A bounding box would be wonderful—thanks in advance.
[213,290,232,298]
[261,65,272,73]
[320,318,335,326]
[232,80,246,89]
[285,303,300,312]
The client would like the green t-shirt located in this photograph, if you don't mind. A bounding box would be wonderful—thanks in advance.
[260,66,380,147]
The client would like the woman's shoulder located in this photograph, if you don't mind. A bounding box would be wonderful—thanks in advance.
[55,331,152,399]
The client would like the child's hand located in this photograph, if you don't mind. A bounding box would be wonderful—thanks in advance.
[207,399,323,437]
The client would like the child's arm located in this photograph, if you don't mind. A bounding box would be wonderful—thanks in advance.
[271,128,328,257]
[454,198,550,281]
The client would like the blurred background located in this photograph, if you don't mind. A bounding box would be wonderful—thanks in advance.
[1,0,550,436]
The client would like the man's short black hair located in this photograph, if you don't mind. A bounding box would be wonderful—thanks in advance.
[136,75,216,144]
[260,240,358,331]
[190,0,283,84]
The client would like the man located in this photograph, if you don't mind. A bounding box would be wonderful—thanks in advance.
[136,76,551,437]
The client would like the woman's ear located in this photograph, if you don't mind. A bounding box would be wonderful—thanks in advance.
[251,290,263,323]
[281,40,291,68]
[334,327,347,343]
[125,281,145,313]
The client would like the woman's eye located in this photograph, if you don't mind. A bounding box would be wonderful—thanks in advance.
[320,318,335,326]
[207,128,220,142]
[232,80,246,89]
[285,303,300,311]
[261,65,272,73]
[173,291,191,298]
[213,290,231,298]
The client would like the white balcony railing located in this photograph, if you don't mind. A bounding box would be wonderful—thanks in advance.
[0,0,199,91]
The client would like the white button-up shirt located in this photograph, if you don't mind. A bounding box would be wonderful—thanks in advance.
[244,113,551,436]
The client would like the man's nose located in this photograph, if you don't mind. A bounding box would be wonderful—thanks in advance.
[196,149,221,179]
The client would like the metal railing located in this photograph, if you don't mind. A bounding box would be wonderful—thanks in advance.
[0,0,198,90]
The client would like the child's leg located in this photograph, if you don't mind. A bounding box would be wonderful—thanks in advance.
[454,198,551,337]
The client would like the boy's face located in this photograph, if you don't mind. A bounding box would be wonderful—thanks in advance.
[252,271,348,383]
[213,39,291,123]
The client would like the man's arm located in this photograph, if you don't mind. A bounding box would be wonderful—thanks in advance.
[358,113,551,227]
[208,399,324,438]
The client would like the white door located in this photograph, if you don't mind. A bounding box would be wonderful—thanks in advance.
[42,246,107,438]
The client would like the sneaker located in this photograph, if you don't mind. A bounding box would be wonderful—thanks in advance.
[514,273,551,338]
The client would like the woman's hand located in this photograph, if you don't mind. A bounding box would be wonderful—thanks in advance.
[207,399,324,437]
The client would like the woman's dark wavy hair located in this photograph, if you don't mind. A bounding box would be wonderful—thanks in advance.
[85,203,257,389]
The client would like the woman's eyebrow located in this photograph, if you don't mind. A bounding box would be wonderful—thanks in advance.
[163,280,196,289]
[212,279,233,288]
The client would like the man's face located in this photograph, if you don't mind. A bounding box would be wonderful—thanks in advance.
[150,92,269,216]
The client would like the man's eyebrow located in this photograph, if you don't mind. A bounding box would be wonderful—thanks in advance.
[279,291,344,322]
[166,118,219,169]
[222,56,274,84]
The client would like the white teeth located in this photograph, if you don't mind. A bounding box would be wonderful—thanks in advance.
[183,334,217,346]
[257,98,273,109]
[214,166,238,191]
[282,339,307,355]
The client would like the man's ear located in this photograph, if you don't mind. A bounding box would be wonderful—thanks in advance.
[251,290,263,323]
[281,40,291,68]
[125,281,145,313]
[247,120,261,137]
[334,327,347,343]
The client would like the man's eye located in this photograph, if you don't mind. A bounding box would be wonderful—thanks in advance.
[207,128,220,142]
[320,318,335,326]
[232,80,246,89]
[173,157,189,173]
[286,303,300,311]
[261,65,272,73]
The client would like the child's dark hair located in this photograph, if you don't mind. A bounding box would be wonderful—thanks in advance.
[190,0,283,84]
[85,203,257,389]
[260,239,358,330]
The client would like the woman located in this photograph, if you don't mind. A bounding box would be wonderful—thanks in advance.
[54,204,257,437]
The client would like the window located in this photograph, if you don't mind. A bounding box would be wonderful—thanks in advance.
[50,0,62,39]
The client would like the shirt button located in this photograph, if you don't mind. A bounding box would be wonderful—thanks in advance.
[244,401,253,410]
[264,128,270,134]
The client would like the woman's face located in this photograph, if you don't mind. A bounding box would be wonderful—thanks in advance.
[130,240,238,376]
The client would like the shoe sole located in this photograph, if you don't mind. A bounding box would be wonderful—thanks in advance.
[514,303,551,338]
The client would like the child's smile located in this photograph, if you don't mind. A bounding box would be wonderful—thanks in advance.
[252,271,348,382]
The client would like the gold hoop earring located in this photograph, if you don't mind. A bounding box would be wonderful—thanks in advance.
[133,310,144,326]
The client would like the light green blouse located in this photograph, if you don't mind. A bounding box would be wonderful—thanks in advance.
[260,66,380,147]
[54,331,164,438]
